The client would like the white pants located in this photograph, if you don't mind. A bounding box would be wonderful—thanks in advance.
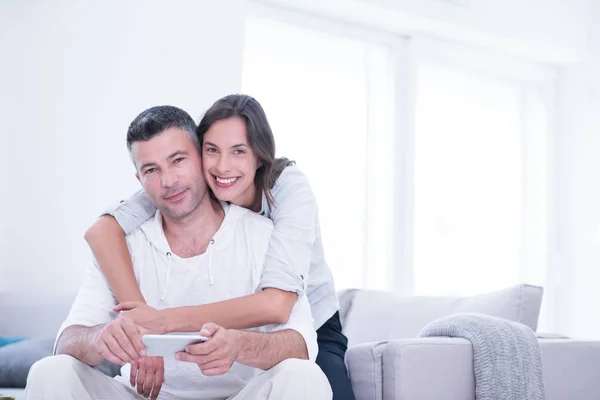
[24,355,332,400]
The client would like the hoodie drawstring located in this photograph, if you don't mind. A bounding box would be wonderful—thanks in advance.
[208,239,215,285]
[161,239,214,298]
[160,251,172,301]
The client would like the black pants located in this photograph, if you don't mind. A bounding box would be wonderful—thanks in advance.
[316,312,356,400]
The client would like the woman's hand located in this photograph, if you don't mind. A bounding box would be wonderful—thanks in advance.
[130,356,165,400]
[113,302,168,334]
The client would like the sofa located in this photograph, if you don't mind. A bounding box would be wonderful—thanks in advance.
[339,284,600,400]
[2,284,599,399]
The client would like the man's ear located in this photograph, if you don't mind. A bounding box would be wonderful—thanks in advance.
[135,172,141,183]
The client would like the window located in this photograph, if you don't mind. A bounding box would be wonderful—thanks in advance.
[413,63,523,295]
[410,40,553,301]
[242,6,555,325]
[242,13,396,290]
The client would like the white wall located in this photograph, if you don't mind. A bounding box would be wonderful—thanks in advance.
[0,0,245,296]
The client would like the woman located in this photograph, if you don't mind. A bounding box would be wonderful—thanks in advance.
[85,94,354,399]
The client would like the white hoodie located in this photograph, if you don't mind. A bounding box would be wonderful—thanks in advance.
[105,166,340,330]
[57,202,317,400]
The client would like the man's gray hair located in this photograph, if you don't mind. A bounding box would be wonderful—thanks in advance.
[126,106,200,157]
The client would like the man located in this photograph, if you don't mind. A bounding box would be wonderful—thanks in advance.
[25,106,332,399]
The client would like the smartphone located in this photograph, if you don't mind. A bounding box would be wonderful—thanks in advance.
[142,333,209,357]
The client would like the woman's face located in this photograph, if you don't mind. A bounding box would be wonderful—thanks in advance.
[201,116,262,208]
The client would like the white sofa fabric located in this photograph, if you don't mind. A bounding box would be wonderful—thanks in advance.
[345,337,600,400]
[340,284,600,400]
[341,284,544,347]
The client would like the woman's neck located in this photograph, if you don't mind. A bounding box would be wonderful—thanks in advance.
[234,184,262,213]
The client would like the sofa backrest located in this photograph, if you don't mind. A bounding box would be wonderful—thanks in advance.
[0,292,75,339]
[3,283,543,346]
[339,284,543,348]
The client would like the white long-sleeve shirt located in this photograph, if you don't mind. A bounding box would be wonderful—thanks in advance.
[59,202,317,400]
[105,166,339,329]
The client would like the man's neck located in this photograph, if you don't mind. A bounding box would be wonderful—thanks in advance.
[162,197,224,258]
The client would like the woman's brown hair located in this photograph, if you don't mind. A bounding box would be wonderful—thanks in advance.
[197,94,293,207]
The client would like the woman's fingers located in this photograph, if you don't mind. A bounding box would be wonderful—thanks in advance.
[113,301,146,312]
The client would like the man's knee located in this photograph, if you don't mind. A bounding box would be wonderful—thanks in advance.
[28,355,85,386]
[275,358,319,373]
[274,359,332,394]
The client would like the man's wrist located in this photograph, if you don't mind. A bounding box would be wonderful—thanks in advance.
[228,329,245,364]
[56,324,106,366]
[85,324,104,355]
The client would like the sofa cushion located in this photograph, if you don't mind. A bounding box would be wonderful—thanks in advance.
[0,339,121,388]
[342,284,543,347]
[0,293,74,339]
[0,338,54,388]
[378,338,600,400]
[0,337,25,347]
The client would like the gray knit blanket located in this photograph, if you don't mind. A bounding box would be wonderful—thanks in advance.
[419,313,545,400]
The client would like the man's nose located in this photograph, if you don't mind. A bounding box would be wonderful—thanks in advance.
[161,169,178,188]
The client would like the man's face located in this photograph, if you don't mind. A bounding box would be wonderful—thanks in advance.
[132,127,207,220]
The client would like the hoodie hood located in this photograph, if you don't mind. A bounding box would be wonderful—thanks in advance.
[140,201,248,254]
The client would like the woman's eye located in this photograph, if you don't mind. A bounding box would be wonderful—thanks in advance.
[205,147,217,153]
[234,149,246,155]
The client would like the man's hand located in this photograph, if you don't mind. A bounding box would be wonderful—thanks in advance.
[175,323,240,376]
[94,314,146,366]
[130,356,164,400]
[113,301,167,334]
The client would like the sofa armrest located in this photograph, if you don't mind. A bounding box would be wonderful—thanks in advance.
[382,337,474,400]
[539,338,600,399]
[369,337,600,400]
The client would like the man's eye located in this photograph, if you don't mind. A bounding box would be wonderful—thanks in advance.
[174,157,185,164]
[144,168,156,175]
